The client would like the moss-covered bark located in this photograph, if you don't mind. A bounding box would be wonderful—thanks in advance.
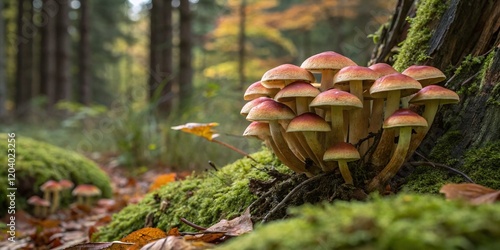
[0,134,112,216]
[93,149,292,242]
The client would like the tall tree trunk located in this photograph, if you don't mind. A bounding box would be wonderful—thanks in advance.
[178,0,192,107]
[237,0,246,90]
[55,0,71,102]
[0,0,7,118]
[370,0,500,166]
[79,0,91,105]
[15,0,34,116]
[40,0,57,109]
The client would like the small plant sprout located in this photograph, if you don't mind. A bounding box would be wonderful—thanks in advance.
[171,122,256,162]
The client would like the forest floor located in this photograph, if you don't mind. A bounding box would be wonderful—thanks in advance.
[0,153,188,249]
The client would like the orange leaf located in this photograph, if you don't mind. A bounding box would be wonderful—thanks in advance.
[167,227,181,236]
[184,232,225,243]
[149,173,178,192]
[440,183,500,204]
[120,227,167,250]
[171,123,220,141]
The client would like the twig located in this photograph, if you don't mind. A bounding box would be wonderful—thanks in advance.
[208,161,218,171]
[180,217,207,231]
[407,160,474,183]
[262,172,329,223]
[212,139,257,162]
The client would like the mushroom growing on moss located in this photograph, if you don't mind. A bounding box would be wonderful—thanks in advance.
[323,142,360,185]
[40,180,62,213]
[27,195,50,218]
[367,109,427,192]
[73,184,102,207]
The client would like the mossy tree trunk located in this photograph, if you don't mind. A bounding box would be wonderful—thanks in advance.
[371,0,499,164]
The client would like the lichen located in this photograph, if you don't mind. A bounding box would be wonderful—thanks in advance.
[0,134,112,215]
[93,148,292,242]
[218,194,500,250]
[403,141,500,193]
[393,0,450,71]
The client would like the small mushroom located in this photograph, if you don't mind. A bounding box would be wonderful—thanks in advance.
[260,64,315,89]
[244,81,280,100]
[27,196,50,218]
[367,109,427,192]
[275,81,320,115]
[40,180,62,213]
[301,51,357,91]
[72,184,102,207]
[323,142,360,185]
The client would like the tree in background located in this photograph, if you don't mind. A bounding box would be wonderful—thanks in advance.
[55,0,70,102]
[0,0,7,118]
[15,0,34,116]
[40,0,57,109]
[179,0,193,106]
[78,0,91,105]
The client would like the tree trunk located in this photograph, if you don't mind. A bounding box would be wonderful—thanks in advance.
[370,0,500,164]
[237,0,246,90]
[15,0,34,116]
[55,0,71,102]
[40,0,57,109]
[158,0,173,115]
[78,0,91,105]
[0,0,7,118]
[179,0,192,107]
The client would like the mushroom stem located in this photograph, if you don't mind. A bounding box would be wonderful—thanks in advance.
[50,191,60,213]
[33,206,41,218]
[77,195,84,205]
[330,107,345,143]
[302,131,332,171]
[295,97,309,115]
[367,127,412,192]
[348,80,364,148]
[368,99,384,146]
[338,160,353,185]
[404,103,439,161]
[320,69,335,91]
[269,121,307,173]
[265,138,314,177]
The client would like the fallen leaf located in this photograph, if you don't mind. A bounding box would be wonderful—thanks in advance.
[171,122,220,141]
[205,208,253,236]
[140,236,214,250]
[184,232,226,243]
[167,228,181,236]
[149,173,178,192]
[63,241,134,250]
[440,183,500,204]
[120,227,168,250]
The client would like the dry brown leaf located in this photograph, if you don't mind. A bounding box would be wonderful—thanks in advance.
[205,208,253,236]
[149,173,178,192]
[440,183,500,204]
[63,241,134,250]
[140,236,214,250]
[167,227,181,236]
[120,227,168,250]
[171,122,220,141]
[184,232,225,243]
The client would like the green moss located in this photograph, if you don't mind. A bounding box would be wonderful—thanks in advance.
[0,134,112,215]
[428,130,462,165]
[218,194,500,250]
[93,149,292,242]
[393,0,450,71]
[403,141,500,193]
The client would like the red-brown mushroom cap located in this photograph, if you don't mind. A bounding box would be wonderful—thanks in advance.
[59,179,74,190]
[409,85,460,105]
[244,81,280,101]
[261,64,315,89]
[309,89,363,110]
[402,65,446,87]
[368,63,398,77]
[40,180,62,192]
[243,121,271,139]
[274,81,320,102]
[72,184,102,197]
[383,109,428,129]
[241,97,273,117]
[286,112,331,133]
[27,196,51,207]
[323,142,360,162]
[246,99,295,122]
[300,51,357,73]
[370,73,422,98]
[333,66,379,91]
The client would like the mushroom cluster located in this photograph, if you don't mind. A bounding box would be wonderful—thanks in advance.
[242,51,459,192]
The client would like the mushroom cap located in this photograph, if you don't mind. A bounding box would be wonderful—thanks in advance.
[333,66,379,91]
[309,89,363,110]
[402,65,446,86]
[27,196,51,207]
[243,122,271,139]
[383,109,428,129]
[301,51,357,72]
[368,63,399,77]
[241,97,273,116]
[286,112,331,132]
[246,99,295,122]
[323,142,360,162]
[261,64,315,89]
[244,81,280,101]
[59,179,74,189]
[369,73,422,98]
[274,81,320,102]
[72,184,102,197]
[409,85,460,105]
[40,180,62,192]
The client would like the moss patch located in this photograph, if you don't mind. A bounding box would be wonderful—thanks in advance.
[218,194,500,250]
[0,134,112,215]
[393,0,449,71]
[403,140,500,193]
[93,149,292,242]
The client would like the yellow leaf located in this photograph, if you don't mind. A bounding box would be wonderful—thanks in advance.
[171,123,220,141]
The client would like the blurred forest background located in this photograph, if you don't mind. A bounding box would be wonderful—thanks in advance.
[0,0,396,171]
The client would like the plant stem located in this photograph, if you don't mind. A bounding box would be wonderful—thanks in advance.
[211,138,257,162]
